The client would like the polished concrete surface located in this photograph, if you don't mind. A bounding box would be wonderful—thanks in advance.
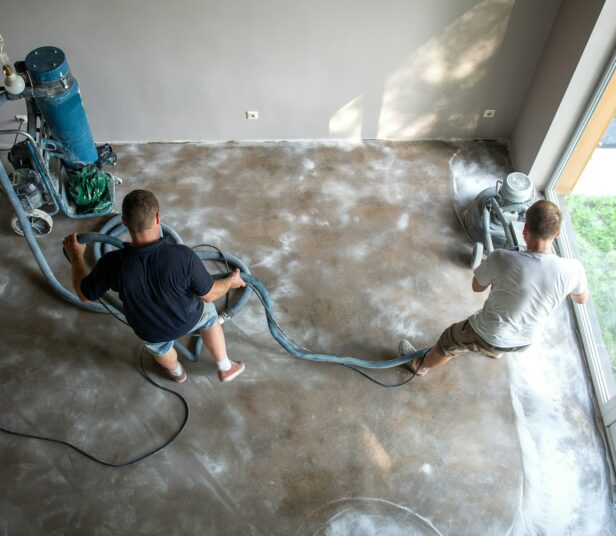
[1,141,614,535]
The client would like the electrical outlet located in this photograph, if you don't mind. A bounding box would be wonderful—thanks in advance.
[483,109,495,118]
[246,111,259,120]
[15,114,27,123]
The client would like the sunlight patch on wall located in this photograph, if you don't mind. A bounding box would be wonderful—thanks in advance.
[329,94,364,139]
[378,0,514,138]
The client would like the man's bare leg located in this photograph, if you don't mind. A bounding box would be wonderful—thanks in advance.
[151,346,186,381]
[200,322,227,364]
[153,346,180,370]
[413,345,452,374]
[201,322,245,381]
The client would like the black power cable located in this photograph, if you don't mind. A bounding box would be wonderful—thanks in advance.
[0,265,190,466]
[0,347,190,468]
[1,242,420,467]
[345,355,425,388]
[0,245,224,467]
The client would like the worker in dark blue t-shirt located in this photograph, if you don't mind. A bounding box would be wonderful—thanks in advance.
[63,189,246,383]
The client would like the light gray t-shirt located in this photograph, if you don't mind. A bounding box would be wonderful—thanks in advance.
[469,249,587,348]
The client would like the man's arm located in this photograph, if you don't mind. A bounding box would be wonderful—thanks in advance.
[472,276,490,293]
[570,261,589,305]
[570,288,589,305]
[201,268,246,303]
[63,233,89,303]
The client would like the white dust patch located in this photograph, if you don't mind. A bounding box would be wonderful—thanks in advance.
[347,242,371,261]
[397,212,410,231]
[0,271,9,295]
[283,139,364,151]
[166,205,229,240]
[249,233,297,272]
[231,302,270,336]
[321,179,360,226]
[367,295,421,340]
[175,175,214,191]
[118,144,139,155]
[344,222,409,263]
[37,306,77,324]
[317,498,442,536]
[224,406,254,463]
[296,328,334,353]
[325,511,422,536]
[205,456,229,476]
[303,158,316,171]
[507,306,616,535]
[419,162,445,181]
[320,175,404,227]
[420,464,433,476]
[449,145,510,233]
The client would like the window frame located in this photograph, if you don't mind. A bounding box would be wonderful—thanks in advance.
[545,51,616,464]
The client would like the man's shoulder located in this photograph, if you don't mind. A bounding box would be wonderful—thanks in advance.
[484,248,512,268]
[486,248,514,262]
[97,249,122,267]
[158,242,199,267]
[551,255,585,278]
[159,242,194,256]
[537,252,583,272]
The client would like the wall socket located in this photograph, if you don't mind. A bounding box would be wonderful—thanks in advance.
[483,109,496,118]
[246,111,259,120]
[14,114,27,123]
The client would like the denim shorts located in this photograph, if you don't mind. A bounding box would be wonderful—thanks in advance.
[143,301,218,356]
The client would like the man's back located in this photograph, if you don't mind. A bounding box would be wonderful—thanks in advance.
[469,249,587,348]
[81,239,213,342]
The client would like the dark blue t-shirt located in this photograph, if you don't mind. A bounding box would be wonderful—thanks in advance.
[81,239,214,343]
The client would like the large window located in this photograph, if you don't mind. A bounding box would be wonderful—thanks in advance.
[546,54,616,461]
[566,136,616,381]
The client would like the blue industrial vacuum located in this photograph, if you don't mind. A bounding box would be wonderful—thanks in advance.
[0,39,118,237]
[0,39,203,353]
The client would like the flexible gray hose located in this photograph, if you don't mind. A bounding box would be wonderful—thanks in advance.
[80,233,428,369]
[482,206,494,254]
[2,158,426,370]
[0,162,114,313]
[489,198,515,250]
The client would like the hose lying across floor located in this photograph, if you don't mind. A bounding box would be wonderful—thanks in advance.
[77,224,430,370]
[0,158,429,370]
[0,176,428,464]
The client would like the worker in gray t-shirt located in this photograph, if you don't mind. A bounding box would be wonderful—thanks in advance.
[399,200,588,376]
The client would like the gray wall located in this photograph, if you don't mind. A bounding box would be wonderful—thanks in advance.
[0,0,560,142]
[510,0,608,185]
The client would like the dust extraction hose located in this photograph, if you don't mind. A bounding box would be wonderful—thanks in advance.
[77,230,429,370]
[1,194,427,466]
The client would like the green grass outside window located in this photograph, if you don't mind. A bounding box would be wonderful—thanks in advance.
[566,195,616,375]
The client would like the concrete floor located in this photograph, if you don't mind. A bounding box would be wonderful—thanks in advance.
[1,140,614,535]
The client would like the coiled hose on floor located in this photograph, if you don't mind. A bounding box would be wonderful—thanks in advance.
[0,181,428,465]
[78,225,429,370]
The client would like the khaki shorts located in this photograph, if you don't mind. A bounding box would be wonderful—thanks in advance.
[436,319,530,359]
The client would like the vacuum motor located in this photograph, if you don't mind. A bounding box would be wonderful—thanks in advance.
[7,141,46,211]
[12,169,44,211]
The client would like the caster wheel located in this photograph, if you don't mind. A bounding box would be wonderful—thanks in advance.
[471,241,484,269]
[11,209,53,237]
